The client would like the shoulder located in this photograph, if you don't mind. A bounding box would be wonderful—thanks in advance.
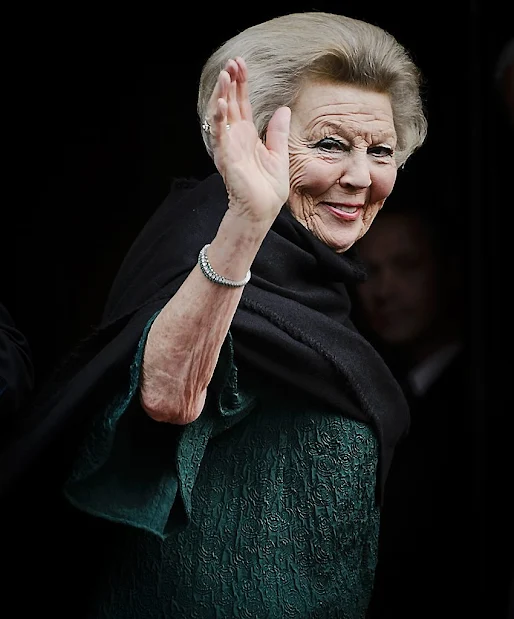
[100,173,228,324]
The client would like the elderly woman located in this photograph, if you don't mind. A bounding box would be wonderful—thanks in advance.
[3,11,427,618]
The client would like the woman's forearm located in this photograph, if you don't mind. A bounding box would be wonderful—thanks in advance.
[140,210,271,424]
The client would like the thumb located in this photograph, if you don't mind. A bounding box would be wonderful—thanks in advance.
[264,106,291,156]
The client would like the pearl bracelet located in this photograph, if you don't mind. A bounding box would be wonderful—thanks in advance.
[198,244,251,288]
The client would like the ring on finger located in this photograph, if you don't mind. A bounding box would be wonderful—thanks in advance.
[201,120,231,134]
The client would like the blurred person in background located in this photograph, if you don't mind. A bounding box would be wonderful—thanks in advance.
[351,200,476,618]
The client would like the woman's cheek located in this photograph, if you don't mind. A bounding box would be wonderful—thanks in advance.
[288,157,305,190]
[371,165,397,202]
[289,158,336,196]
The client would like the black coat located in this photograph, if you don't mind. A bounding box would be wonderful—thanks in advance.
[1,173,410,616]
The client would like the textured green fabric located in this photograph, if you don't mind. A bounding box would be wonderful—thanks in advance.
[64,316,380,618]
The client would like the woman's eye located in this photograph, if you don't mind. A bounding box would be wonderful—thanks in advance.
[316,138,345,151]
[369,145,394,157]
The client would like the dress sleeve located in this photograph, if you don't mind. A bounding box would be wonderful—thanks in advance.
[63,311,256,539]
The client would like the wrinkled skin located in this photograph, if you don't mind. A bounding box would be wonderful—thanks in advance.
[206,57,291,227]
[287,80,398,253]
[142,58,400,426]
[205,59,398,252]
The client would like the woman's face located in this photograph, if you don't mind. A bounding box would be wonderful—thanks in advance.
[287,80,398,253]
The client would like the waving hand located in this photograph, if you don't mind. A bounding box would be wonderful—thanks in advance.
[204,57,291,225]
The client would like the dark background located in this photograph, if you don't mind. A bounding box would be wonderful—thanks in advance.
[7,1,511,381]
[5,2,513,615]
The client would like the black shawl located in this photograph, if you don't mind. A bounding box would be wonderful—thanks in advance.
[0,172,409,503]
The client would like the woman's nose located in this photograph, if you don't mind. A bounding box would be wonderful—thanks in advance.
[338,153,372,190]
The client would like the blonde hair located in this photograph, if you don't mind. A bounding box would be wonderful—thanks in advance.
[198,12,427,167]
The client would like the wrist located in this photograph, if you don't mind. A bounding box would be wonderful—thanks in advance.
[198,244,251,288]
[208,210,271,281]
[220,208,274,243]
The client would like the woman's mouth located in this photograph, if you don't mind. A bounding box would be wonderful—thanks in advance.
[323,202,363,221]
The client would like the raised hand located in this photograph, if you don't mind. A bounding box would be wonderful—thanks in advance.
[204,57,291,225]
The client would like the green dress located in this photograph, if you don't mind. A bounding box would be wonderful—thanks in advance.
[64,314,380,618]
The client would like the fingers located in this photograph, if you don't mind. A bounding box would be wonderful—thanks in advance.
[224,57,252,122]
[265,106,291,156]
[206,57,252,136]
[204,67,230,139]
[210,72,230,137]
[212,97,228,127]
[233,57,253,121]
[205,56,289,157]
[225,61,240,124]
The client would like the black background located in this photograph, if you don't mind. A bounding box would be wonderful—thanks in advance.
[4,2,513,614]
[6,1,510,378]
